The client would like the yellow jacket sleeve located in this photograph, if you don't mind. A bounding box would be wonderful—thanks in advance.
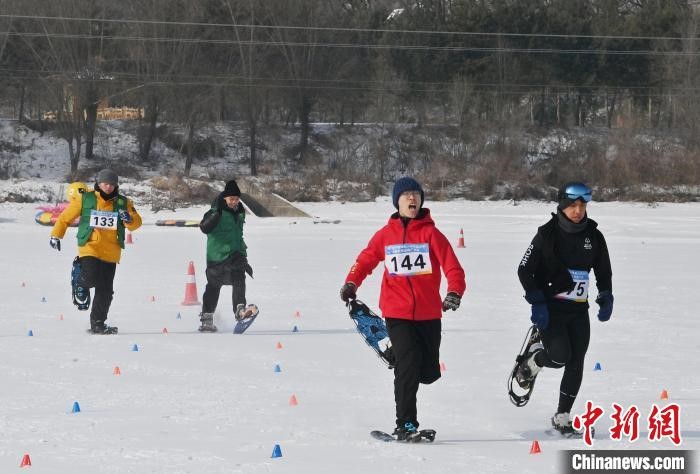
[50,197,82,239]
[124,198,143,232]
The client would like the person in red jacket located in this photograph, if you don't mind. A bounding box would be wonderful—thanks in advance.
[340,177,466,441]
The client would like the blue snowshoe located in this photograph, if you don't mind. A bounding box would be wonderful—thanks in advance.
[71,257,91,311]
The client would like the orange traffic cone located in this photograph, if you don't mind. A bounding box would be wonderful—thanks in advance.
[530,440,541,454]
[289,394,298,406]
[294,310,302,318]
[20,454,31,467]
[162,327,169,334]
[276,342,283,349]
[126,232,133,244]
[181,261,200,305]
[660,389,669,400]
[457,229,465,248]
[113,366,121,375]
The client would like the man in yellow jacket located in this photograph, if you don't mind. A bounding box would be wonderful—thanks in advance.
[50,169,142,334]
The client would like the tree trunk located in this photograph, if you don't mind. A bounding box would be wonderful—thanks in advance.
[69,115,82,178]
[139,96,159,162]
[18,84,26,123]
[184,120,194,177]
[298,95,312,160]
[249,118,257,176]
[556,93,561,126]
[606,91,617,129]
[84,101,98,160]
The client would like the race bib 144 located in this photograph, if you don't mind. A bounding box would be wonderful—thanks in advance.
[385,243,432,276]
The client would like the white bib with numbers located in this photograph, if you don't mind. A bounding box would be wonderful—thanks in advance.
[555,269,589,302]
[89,210,118,230]
[384,243,432,276]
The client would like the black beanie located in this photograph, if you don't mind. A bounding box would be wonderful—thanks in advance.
[392,177,423,209]
[222,180,241,197]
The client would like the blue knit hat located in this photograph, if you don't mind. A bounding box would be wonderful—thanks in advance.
[392,177,424,209]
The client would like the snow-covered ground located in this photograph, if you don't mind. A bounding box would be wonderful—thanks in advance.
[0,198,698,473]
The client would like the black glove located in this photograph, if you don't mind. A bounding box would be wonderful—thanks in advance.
[525,290,549,330]
[596,290,614,322]
[340,282,357,303]
[49,237,61,251]
[442,292,461,311]
[216,194,225,213]
[118,209,132,224]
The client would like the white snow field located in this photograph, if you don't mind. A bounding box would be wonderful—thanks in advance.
[0,198,698,473]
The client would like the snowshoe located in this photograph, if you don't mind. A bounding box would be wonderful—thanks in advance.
[87,324,118,335]
[371,423,436,443]
[233,304,259,334]
[235,303,259,322]
[71,257,91,311]
[198,312,218,332]
[545,412,594,439]
[508,325,542,407]
[347,299,394,368]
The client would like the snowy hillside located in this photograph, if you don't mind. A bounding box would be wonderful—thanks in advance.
[0,198,697,473]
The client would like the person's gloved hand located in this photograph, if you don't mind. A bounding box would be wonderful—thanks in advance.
[525,290,549,330]
[118,209,132,224]
[596,290,614,322]
[442,292,461,311]
[49,237,61,251]
[340,282,357,303]
[216,194,225,213]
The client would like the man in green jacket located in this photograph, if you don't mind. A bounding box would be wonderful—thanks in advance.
[198,179,253,332]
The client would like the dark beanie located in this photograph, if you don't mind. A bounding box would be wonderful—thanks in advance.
[222,180,241,197]
[96,169,118,186]
[392,177,423,209]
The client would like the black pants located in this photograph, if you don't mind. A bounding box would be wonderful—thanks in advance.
[386,318,442,429]
[201,254,247,314]
[535,310,590,414]
[78,256,117,327]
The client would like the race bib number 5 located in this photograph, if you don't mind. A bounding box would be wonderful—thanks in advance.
[385,243,432,276]
[555,269,589,302]
[89,210,118,230]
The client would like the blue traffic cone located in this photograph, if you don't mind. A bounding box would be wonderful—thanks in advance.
[71,401,81,413]
[41,296,46,303]
[292,325,299,333]
[132,344,139,352]
[27,330,34,337]
[594,362,602,371]
[176,312,182,319]
[271,444,282,458]
[274,364,281,373]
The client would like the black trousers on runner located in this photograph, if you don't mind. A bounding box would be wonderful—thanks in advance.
[535,309,590,414]
[386,318,442,429]
[201,253,247,314]
[78,256,117,328]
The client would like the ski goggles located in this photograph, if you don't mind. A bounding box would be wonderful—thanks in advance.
[563,182,592,202]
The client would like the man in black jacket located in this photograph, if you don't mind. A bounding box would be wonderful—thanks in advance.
[515,182,614,435]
